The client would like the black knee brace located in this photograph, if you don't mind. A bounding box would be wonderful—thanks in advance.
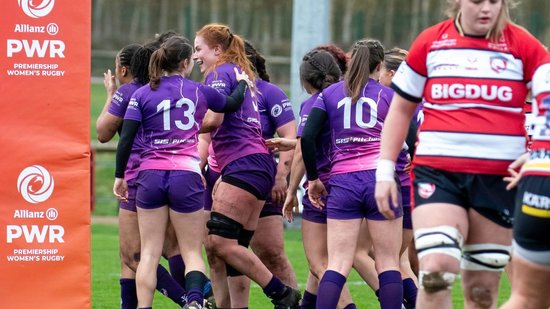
[226,229,255,277]
[207,212,243,239]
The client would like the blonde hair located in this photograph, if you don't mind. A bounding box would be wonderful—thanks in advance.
[195,23,255,81]
[446,0,518,42]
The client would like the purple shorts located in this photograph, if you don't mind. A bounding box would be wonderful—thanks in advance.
[136,170,205,213]
[119,178,138,212]
[221,153,276,200]
[301,189,328,224]
[402,186,412,229]
[203,167,221,211]
[327,170,403,220]
[260,197,283,217]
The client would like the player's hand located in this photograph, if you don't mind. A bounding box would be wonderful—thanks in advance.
[307,179,327,209]
[504,153,529,190]
[265,138,297,152]
[104,69,117,95]
[282,191,299,223]
[234,67,256,98]
[113,178,128,202]
[271,175,287,204]
[375,180,399,220]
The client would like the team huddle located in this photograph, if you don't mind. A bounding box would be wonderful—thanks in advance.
[96,0,550,308]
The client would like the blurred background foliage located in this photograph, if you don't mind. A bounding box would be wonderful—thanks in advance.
[92,0,550,86]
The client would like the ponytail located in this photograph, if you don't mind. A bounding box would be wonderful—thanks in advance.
[148,47,167,90]
[345,40,371,103]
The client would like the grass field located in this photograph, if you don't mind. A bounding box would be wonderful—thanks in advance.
[92,223,512,308]
[90,83,512,308]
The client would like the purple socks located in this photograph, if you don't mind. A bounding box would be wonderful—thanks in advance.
[378,270,403,309]
[402,277,418,309]
[316,270,346,309]
[120,278,138,309]
[167,254,186,288]
[156,265,187,306]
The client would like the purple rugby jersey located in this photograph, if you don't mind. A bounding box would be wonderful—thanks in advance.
[298,93,332,185]
[205,63,268,170]
[313,79,393,175]
[256,79,295,139]
[124,75,228,174]
[107,80,145,181]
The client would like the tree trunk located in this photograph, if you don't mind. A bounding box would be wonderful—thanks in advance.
[384,0,395,44]
[210,0,219,22]
[129,1,141,40]
[159,0,169,33]
[410,0,420,42]
[92,0,103,43]
[341,0,356,45]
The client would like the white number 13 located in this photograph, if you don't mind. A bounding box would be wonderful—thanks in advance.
[156,98,196,131]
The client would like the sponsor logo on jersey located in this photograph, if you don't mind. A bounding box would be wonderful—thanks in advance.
[18,0,55,18]
[431,33,457,48]
[433,63,459,71]
[271,104,283,117]
[418,182,436,199]
[431,83,513,101]
[490,56,508,73]
[17,165,54,204]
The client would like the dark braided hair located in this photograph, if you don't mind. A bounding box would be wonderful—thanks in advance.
[244,40,270,82]
[118,43,141,71]
[130,43,156,84]
[300,50,342,91]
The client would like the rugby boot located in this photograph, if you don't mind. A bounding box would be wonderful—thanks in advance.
[271,286,301,309]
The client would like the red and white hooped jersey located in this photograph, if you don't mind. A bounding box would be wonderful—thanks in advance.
[392,19,547,175]
[523,54,550,176]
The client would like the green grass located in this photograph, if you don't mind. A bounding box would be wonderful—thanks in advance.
[92,223,511,308]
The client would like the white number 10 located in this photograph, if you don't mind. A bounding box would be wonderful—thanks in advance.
[336,97,378,129]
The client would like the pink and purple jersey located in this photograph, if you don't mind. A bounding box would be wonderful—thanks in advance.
[206,63,268,170]
[125,75,228,174]
[313,79,393,175]
[107,80,145,181]
[298,93,331,185]
[257,79,295,139]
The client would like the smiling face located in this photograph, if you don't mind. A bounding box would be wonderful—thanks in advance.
[457,0,502,36]
[193,35,220,74]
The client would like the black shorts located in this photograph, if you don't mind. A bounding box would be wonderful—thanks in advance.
[514,175,550,252]
[412,165,516,228]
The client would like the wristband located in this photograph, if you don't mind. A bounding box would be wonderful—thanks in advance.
[376,159,396,182]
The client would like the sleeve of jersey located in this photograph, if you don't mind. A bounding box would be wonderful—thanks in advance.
[297,99,310,138]
[519,30,548,88]
[267,85,295,128]
[123,95,143,123]
[390,31,430,103]
[312,92,327,112]
[205,69,233,96]
[107,85,131,117]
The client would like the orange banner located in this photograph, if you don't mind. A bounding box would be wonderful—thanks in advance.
[0,1,91,308]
